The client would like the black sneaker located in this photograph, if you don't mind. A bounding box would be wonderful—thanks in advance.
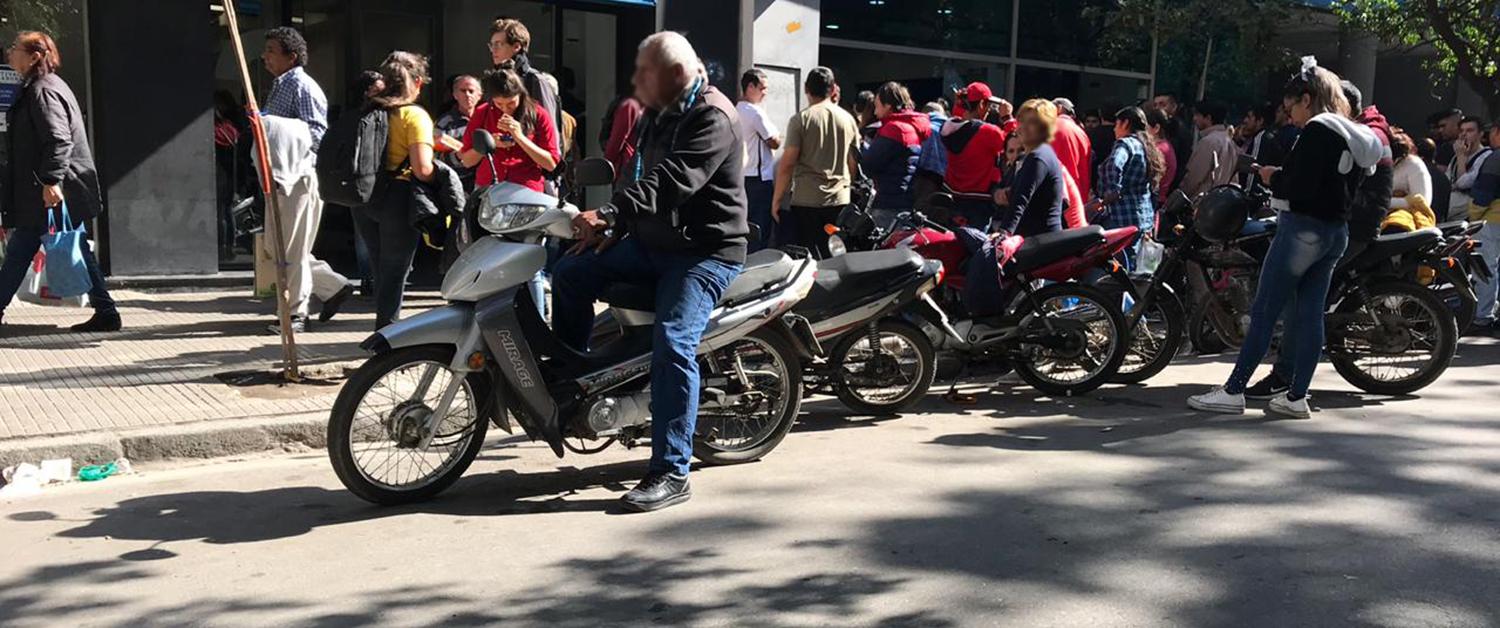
[319,284,355,322]
[267,316,307,335]
[620,472,691,512]
[70,311,122,333]
[1244,372,1290,401]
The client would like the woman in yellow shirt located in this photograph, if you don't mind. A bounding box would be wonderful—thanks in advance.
[358,51,436,329]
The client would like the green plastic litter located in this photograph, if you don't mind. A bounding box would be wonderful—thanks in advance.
[78,462,118,482]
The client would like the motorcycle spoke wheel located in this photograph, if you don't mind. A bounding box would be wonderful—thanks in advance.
[694,327,804,465]
[1329,281,1458,395]
[347,361,481,491]
[1028,299,1114,384]
[832,321,936,414]
[699,336,791,451]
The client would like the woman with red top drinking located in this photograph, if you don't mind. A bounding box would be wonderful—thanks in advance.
[459,69,560,192]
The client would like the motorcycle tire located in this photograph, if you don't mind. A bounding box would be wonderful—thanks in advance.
[1329,280,1458,396]
[831,319,937,415]
[1011,282,1128,397]
[1111,289,1186,385]
[328,345,491,505]
[694,327,804,466]
[1188,300,1230,355]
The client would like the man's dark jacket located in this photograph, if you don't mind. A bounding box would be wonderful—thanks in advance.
[2,73,103,229]
[605,84,749,264]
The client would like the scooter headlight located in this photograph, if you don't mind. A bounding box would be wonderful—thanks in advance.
[478,202,548,234]
[826,234,847,257]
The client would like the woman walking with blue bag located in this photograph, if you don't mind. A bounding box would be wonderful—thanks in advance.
[0,31,119,334]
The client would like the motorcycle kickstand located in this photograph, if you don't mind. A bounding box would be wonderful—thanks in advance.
[942,356,979,405]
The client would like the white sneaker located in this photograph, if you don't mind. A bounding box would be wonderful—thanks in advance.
[1187,386,1245,415]
[1266,393,1311,420]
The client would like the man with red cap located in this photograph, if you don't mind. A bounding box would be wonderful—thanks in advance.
[941,82,1008,228]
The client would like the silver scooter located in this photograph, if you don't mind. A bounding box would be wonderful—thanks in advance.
[327,134,822,505]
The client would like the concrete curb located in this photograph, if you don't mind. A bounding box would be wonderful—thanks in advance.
[0,414,327,470]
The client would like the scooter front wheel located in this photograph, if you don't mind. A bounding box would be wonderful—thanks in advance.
[328,346,490,505]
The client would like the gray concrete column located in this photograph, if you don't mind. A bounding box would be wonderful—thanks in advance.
[1337,28,1379,107]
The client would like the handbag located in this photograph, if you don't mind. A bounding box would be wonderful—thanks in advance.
[19,247,89,308]
[40,202,93,298]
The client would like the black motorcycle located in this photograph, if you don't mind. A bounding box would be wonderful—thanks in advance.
[1116,183,1460,395]
[790,246,955,414]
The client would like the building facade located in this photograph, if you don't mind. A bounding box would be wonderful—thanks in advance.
[1,0,1476,278]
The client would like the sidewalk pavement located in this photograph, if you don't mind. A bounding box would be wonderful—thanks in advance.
[0,289,429,467]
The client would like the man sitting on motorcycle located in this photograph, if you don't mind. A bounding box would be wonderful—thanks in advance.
[555,32,749,512]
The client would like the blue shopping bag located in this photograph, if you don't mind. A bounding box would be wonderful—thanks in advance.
[41,203,93,298]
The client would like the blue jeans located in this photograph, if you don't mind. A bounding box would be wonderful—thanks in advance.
[745,177,774,253]
[0,226,117,317]
[551,236,741,476]
[1474,220,1500,325]
[1225,211,1348,400]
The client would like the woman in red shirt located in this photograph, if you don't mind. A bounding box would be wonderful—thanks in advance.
[460,69,559,191]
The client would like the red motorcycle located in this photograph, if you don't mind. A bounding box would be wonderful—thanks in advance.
[830,201,1138,396]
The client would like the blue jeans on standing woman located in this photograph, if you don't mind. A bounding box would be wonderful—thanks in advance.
[0,225,118,319]
[1224,211,1348,400]
[551,236,742,477]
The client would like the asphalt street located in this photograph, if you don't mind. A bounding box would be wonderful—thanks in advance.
[4,341,1500,627]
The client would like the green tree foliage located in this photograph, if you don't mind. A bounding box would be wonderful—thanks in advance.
[1089,0,1295,108]
[0,0,76,41]
[1337,0,1500,117]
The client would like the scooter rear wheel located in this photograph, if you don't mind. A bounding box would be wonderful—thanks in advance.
[694,327,804,465]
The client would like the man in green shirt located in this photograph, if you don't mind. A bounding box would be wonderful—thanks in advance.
[772,66,861,258]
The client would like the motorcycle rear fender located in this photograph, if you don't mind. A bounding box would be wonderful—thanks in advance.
[1438,260,1477,302]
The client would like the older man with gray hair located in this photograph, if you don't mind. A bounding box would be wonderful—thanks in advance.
[554,31,749,512]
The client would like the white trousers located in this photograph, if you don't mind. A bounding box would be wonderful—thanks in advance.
[264,175,349,318]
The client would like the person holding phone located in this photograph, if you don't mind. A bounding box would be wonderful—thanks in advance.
[459,69,559,192]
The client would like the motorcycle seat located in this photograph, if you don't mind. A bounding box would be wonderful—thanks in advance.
[1340,227,1442,270]
[1005,226,1106,276]
[794,249,926,316]
[600,248,798,312]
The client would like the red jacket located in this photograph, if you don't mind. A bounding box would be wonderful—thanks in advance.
[461,102,560,191]
[1052,115,1092,197]
[941,119,1007,195]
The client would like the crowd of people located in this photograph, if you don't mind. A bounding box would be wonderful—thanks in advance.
[4,23,1500,508]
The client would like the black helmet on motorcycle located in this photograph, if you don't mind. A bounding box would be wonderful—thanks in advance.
[836,204,876,240]
[1193,185,1251,243]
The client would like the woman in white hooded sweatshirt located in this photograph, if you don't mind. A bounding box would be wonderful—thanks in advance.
[1190,58,1384,420]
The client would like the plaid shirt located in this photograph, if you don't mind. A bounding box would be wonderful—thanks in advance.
[1099,136,1155,230]
[264,66,328,149]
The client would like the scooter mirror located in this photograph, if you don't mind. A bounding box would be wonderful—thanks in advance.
[473,129,498,156]
[576,157,616,187]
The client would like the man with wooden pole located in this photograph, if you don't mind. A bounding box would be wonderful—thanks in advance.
[221,2,301,381]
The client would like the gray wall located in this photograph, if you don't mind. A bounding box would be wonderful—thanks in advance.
[89,0,217,276]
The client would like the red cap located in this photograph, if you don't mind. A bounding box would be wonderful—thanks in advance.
[964,82,993,104]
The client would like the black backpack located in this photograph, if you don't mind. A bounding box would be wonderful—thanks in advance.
[316,104,389,206]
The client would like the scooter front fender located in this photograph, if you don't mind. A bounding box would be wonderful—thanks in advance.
[361,304,477,358]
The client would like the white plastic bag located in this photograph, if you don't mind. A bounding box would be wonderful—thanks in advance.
[18,248,89,308]
[1137,237,1165,275]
